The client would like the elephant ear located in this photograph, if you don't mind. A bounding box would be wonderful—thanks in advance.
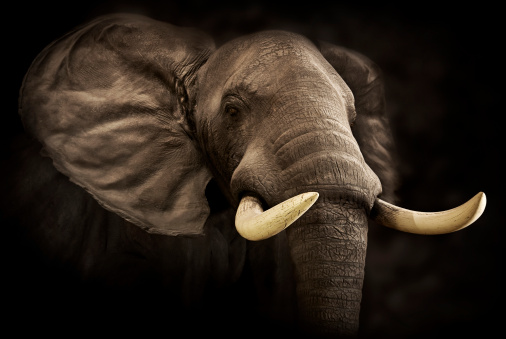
[18,13,215,236]
[318,41,399,203]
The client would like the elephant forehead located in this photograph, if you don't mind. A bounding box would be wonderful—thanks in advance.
[242,32,316,69]
[206,31,329,89]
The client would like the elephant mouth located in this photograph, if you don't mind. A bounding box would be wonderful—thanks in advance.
[235,191,487,241]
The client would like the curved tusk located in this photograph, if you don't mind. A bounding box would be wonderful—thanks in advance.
[370,191,486,235]
[235,192,319,241]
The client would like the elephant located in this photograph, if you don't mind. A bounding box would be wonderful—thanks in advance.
[4,13,486,337]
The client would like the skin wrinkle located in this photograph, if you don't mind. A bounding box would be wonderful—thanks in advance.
[299,277,364,289]
[311,65,356,122]
[299,288,364,300]
[220,63,256,99]
[297,262,364,278]
[279,154,375,195]
[256,34,343,101]
[275,131,360,166]
[243,34,299,80]
[272,117,353,153]
[269,108,353,153]
[292,242,367,263]
[293,220,365,243]
[266,83,346,122]
[288,197,369,329]
[260,75,338,112]
[300,302,362,313]
[296,264,366,277]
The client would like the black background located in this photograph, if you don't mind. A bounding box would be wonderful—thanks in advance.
[3,1,503,337]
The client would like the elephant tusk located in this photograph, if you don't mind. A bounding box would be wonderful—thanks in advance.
[370,191,486,235]
[235,192,319,241]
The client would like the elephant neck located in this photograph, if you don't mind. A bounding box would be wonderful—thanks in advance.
[286,195,368,337]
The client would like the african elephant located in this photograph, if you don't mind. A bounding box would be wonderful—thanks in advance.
[6,13,485,337]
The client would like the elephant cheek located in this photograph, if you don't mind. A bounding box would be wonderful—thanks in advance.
[286,195,368,337]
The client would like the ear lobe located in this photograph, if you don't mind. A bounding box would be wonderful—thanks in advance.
[19,13,216,236]
[319,41,399,203]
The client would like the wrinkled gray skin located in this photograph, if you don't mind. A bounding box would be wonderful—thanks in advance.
[196,32,384,336]
[9,13,398,338]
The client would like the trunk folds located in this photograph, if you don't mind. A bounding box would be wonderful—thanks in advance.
[286,198,368,337]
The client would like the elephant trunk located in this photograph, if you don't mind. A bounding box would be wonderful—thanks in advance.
[286,191,368,337]
[229,88,381,336]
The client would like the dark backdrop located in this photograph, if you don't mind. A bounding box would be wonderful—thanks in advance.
[3,1,503,337]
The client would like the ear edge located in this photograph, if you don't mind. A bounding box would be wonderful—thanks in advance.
[318,40,400,203]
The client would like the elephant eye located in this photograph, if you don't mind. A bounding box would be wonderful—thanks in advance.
[222,93,248,118]
[225,105,239,116]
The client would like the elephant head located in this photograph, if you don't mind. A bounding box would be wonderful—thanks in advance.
[18,13,486,337]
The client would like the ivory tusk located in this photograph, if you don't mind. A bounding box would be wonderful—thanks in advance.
[235,192,319,241]
[370,191,487,235]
